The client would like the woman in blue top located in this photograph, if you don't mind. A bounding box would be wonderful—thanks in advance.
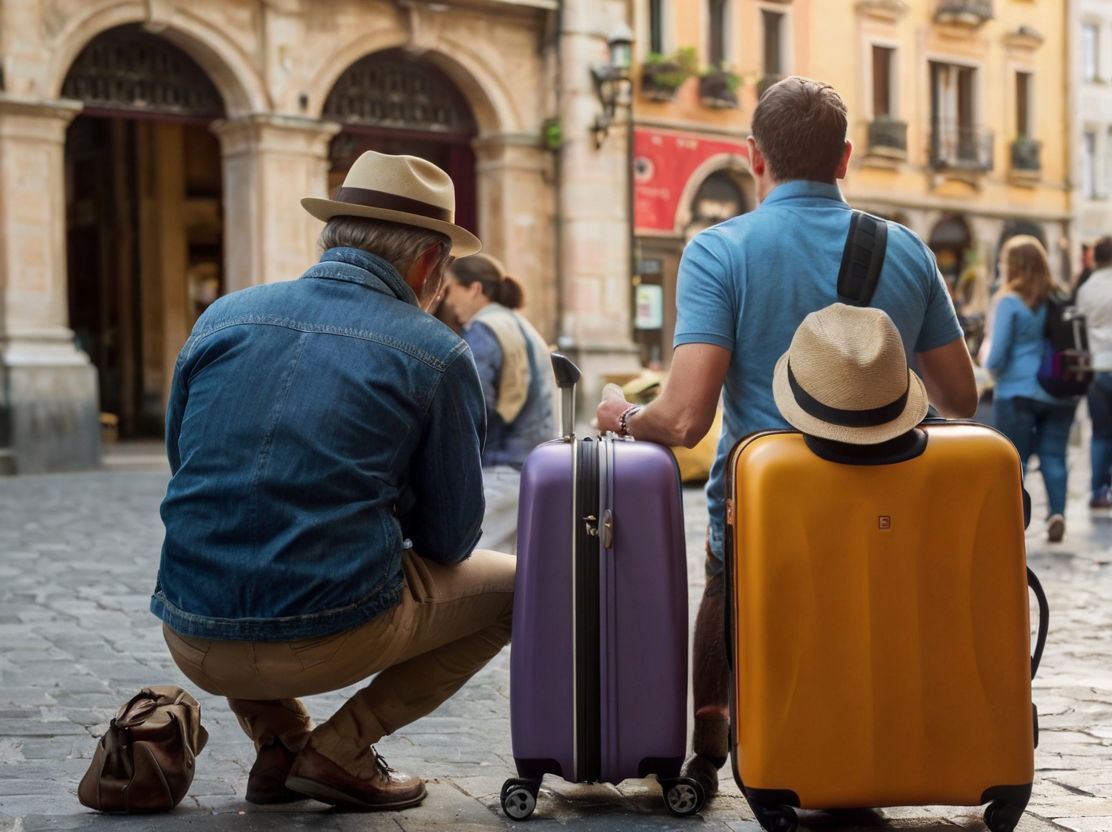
[986,235,1078,542]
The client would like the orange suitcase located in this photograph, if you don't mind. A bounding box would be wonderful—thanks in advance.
[725,422,1048,832]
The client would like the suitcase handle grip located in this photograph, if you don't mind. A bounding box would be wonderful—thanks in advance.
[551,353,581,440]
[1027,567,1049,678]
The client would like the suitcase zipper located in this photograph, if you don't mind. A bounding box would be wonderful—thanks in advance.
[573,437,601,783]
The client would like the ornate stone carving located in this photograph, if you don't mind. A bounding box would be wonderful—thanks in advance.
[855,0,909,22]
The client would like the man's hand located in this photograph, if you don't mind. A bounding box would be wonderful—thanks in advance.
[596,384,633,434]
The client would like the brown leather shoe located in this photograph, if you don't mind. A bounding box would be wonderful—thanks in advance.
[245,740,307,805]
[284,744,426,810]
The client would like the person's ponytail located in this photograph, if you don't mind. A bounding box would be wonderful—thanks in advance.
[498,276,525,310]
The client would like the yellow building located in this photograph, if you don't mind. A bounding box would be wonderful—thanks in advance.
[629,0,1070,365]
[630,0,813,365]
[834,0,1071,350]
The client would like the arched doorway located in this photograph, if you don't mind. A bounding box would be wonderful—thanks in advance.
[928,214,973,294]
[323,50,478,234]
[634,168,751,368]
[63,24,225,438]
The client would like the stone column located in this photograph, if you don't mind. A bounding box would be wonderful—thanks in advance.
[556,0,641,412]
[473,134,557,341]
[212,115,341,289]
[0,95,99,474]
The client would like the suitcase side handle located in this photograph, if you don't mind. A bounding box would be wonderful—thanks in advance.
[1027,566,1049,679]
[550,353,581,440]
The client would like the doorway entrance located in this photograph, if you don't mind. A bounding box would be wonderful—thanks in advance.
[63,25,225,437]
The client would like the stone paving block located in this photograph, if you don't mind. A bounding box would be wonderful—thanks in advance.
[1049,819,1112,832]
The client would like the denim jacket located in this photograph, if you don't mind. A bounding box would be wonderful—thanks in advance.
[151,247,487,641]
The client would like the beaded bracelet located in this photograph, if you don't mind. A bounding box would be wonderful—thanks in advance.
[617,404,643,438]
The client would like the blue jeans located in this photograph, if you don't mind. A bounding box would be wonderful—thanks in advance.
[1088,372,1112,494]
[993,395,1077,517]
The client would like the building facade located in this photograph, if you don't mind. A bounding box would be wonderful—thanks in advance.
[0,0,639,473]
[1075,0,1112,254]
[629,0,1071,365]
[841,0,1071,352]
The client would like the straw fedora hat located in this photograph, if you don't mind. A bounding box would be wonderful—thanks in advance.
[772,303,929,444]
[302,151,481,256]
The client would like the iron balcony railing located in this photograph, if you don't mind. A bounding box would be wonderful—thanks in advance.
[934,0,994,24]
[1010,137,1041,173]
[868,119,908,155]
[930,122,994,172]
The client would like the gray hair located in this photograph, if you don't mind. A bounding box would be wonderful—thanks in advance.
[319,216,452,275]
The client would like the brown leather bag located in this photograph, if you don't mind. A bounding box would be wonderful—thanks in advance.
[78,686,209,813]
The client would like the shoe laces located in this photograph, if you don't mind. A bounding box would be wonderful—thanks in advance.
[370,747,394,774]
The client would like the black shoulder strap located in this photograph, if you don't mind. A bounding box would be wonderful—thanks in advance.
[837,210,888,307]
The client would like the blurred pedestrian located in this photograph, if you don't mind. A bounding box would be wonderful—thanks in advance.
[439,254,555,552]
[1076,235,1112,508]
[595,76,977,799]
[154,151,515,811]
[985,235,1079,540]
[1074,242,1095,298]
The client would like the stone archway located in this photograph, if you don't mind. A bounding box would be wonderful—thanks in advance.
[62,24,227,438]
[322,49,480,236]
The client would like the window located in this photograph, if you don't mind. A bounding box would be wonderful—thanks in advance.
[649,0,665,55]
[1083,130,1097,198]
[1015,71,1031,138]
[930,61,984,168]
[872,46,895,118]
[763,10,785,78]
[708,0,728,67]
[1106,128,1112,196]
[1083,22,1100,82]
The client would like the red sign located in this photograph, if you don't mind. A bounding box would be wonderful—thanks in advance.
[633,129,750,233]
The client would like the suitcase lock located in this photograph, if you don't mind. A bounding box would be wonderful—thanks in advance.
[583,510,615,549]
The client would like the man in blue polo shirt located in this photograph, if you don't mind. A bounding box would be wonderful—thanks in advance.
[597,76,977,797]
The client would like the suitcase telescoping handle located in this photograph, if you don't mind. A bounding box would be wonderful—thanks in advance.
[550,353,581,441]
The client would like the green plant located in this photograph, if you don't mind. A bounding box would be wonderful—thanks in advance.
[542,117,562,151]
[642,46,698,91]
[699,63,741,92]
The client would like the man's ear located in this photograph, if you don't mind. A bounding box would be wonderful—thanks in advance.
[835,140,853,180]
[404,243,446,297]
[747,136,766,177]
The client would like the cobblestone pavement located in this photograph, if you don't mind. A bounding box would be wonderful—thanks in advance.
[0,438,1110,832]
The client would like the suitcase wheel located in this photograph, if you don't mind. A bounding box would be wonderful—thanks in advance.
[751,804,797,832]
[501,778,540,821]
[662,776,705,816]
[984,800,1024,832]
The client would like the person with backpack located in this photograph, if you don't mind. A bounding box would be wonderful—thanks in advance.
[985,235,1080,541]
[1076,236,1112,509]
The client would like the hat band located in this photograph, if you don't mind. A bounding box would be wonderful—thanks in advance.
[788,363,909,428]
[333,186,453,223]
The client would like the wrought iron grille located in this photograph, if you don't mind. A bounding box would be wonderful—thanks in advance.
[868,119,908,154]
[323,50,477,134]
[930,122,994,171]
[1011,137,1041,173]
[61,25,224,117]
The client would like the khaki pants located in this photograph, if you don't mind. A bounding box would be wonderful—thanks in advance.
[163,548,514,771]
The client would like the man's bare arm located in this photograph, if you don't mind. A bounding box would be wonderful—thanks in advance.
[915,338,978,418]
[597,343,731,447]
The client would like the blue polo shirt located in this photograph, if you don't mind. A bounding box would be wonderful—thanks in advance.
[674,180,963,564]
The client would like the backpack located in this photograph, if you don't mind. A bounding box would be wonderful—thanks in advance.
[1036,293,1094,398]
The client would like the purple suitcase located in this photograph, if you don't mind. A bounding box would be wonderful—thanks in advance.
[500,355,703,820]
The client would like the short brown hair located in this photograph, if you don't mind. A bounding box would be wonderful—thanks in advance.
[1094,235,1112,268]
[751,76,848,183]
[319,216,451,276]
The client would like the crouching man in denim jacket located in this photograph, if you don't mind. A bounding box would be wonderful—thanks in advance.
[152,151,514,811]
